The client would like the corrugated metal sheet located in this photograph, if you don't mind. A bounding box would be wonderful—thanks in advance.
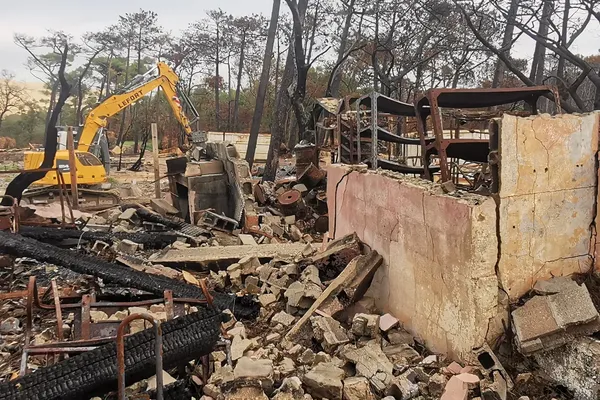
[206,132,271,162]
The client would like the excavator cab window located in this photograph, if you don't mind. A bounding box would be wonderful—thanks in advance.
[76,152,103,166]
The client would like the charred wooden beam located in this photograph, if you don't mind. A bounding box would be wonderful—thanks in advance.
[0,309,223,400]
[19,226,179,249]
[0,230,259,320]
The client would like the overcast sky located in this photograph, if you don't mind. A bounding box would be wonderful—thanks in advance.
[1,1,599,82]
[0,0,275,80]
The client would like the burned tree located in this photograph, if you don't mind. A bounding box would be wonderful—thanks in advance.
[2,44,71,206]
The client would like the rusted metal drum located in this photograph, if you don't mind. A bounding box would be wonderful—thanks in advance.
[278,189,303,216]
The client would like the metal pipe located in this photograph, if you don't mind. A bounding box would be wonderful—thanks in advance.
[116,313,163,400]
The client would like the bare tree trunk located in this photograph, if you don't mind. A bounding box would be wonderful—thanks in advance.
[492,0,519,87]
[117,38,132,168]
[329,0,356,97]
[233,30,247,131]
[530,0,553,84]
[264,0,309,182]
[227,56,232,130]
[133,28,143,154]
[306,0,319,63]
[556,0,570,101]
[45,81,59,129]
[246,0,281,168]
[215,28,221,131]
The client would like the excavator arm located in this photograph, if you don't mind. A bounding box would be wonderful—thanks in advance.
[77,62,198,153]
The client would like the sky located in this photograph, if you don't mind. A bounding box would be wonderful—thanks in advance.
[1,0,599,82]
[0,0,275,80]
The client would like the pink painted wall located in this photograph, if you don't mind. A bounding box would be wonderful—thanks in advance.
[327,165,501,360]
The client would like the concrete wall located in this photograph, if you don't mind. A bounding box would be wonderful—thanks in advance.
[327,112,600,360]
[498,113,599,300]
[327,165,501,360]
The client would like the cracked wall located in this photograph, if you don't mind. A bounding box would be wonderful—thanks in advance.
[498,113,599,300]
[327,165,500,360]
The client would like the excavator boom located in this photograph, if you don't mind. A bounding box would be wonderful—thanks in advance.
[23,62,199,187]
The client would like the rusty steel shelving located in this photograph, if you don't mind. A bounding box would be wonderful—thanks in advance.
[415,85,561,183]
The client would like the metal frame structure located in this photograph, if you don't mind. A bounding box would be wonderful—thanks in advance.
[415,86,561,182]
[0,275,213,378]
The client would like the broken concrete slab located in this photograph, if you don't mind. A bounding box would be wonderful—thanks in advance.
[311,316,350,352]
[272,311,296,327]
[146,370,177,391]
[302,362,345,400]
[150,198,180,217]
[382,343,422,364]
[118,239,141,255]
[231,335,253,361]
[238,234,258,246]
[386,374,419,400]
[351,313,379,337]
[286,251,383,341]
[512,282,600,354]
[234,356,274,391]
[533,275,579,295]
[534,336,600,400]
[343,341,393,392]
[343,377,375,400]
[153,243,310,265]
[379,313,399,332]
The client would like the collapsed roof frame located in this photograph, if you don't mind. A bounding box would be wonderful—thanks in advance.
[415,85,561,182]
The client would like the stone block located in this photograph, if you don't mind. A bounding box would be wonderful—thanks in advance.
[118,239,141,255]
[382,344,421,364]
[548,283,599,328]
[512,283,600,354]
[311,316,350,352]
[343,341,393,391]
[379,313,399,332]
[238,234,258,246]
[343,377,375,400]
[272,311,296,327]
[351,313,380,337]
[535,337,600,400]
[234,356,274,390]
[302,362,345,400]
[533,275,579,295]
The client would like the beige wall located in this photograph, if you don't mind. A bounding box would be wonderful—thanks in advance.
[327,112,600,361]
[498,113,599,300]
[327,165,501,360]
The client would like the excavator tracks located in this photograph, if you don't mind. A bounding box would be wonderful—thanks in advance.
[21,186,121,210]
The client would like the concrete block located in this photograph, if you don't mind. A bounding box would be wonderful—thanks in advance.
[302,362,344,400]
[311,316,350,352]
[379,313,399,332]
[150,198,179,217]
[512,283,600,355]
[237,234,258,246]
[118,239,141,255]
[533,275,579,295]
[535,337,600,400]
[548,283,599,328]
[185,160,224,177]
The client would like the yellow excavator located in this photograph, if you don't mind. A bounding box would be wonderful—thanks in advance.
[22,62,200,204]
